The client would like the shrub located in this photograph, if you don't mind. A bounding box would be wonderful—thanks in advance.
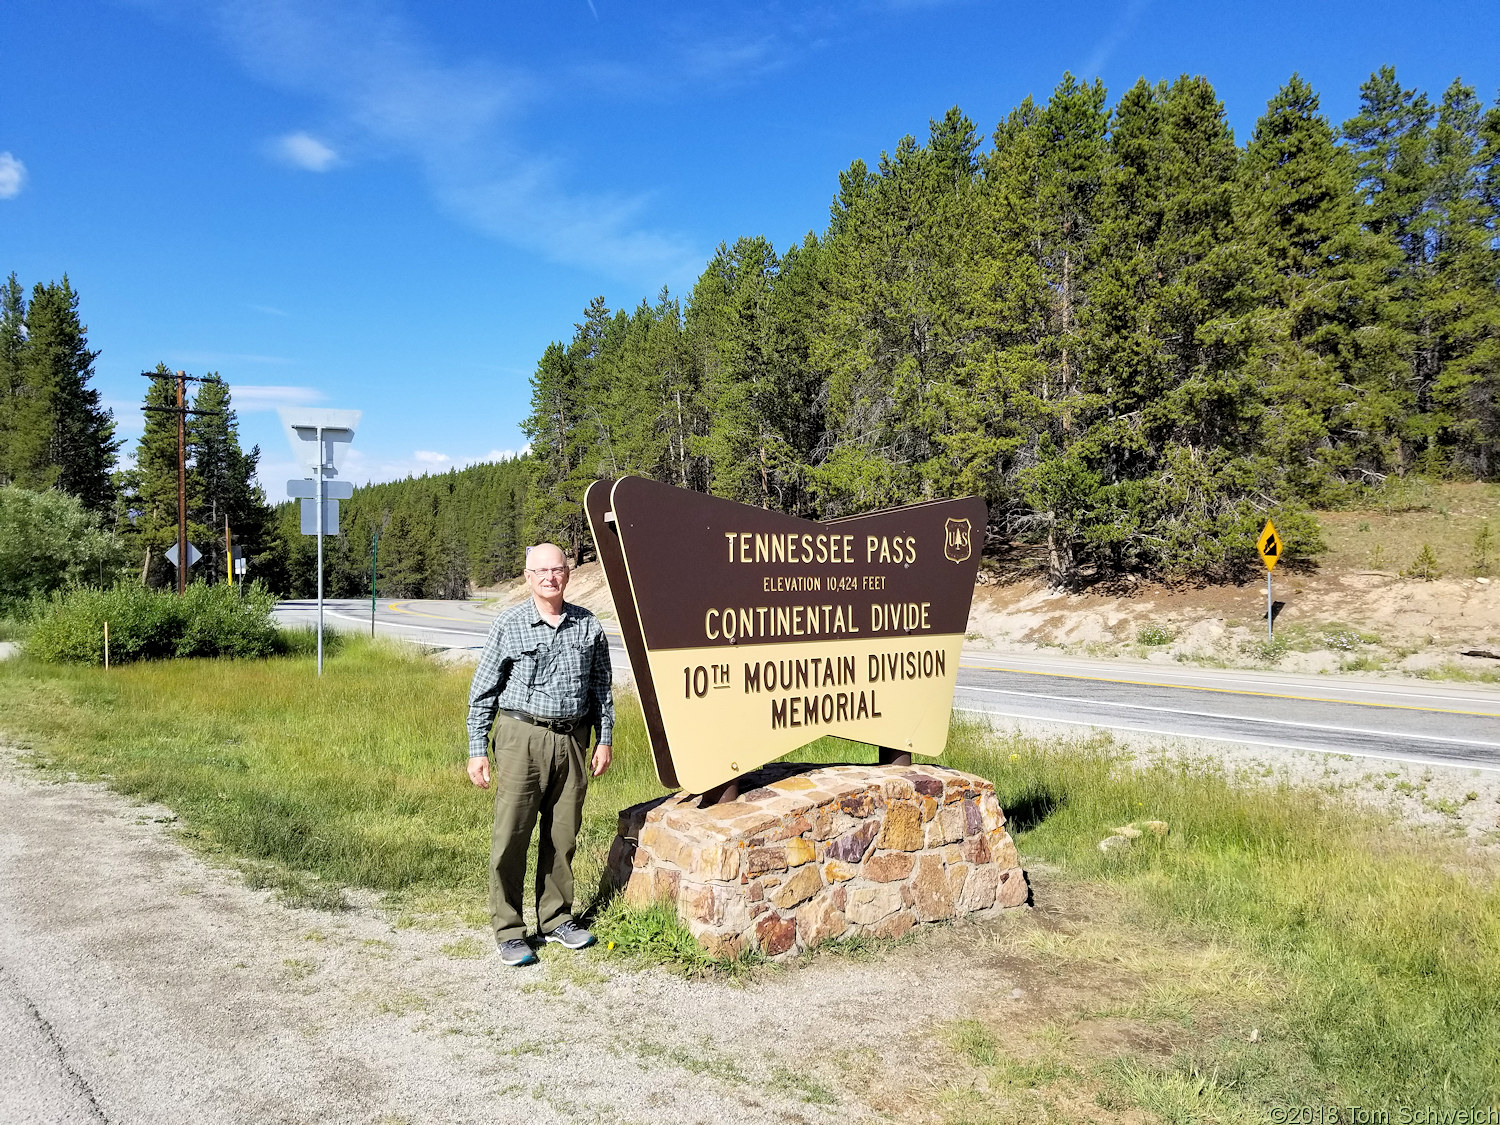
[1322,625,1377,652]
[1246,636,1288,663]
[26,581,278,664]
[0,486,126,611]
[1136,623,1176,646]
[172,582,279,658]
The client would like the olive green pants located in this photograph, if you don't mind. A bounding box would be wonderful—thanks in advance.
[489,715,590,943]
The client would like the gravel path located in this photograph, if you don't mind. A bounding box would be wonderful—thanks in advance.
[0,748,1016,1125]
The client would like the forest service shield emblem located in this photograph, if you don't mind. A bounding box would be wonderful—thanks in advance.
[944,518,973,563]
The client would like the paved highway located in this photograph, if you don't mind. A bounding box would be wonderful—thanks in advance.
[275,598,1500,773]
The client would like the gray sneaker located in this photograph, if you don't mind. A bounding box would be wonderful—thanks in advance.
[543,920,596,950]
[496,938,538,966]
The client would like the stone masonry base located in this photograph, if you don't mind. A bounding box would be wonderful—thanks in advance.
[604,762,1029,959]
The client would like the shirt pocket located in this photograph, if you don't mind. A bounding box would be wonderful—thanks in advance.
[559,635,593,682]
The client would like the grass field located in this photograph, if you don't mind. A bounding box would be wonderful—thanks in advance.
[1,637,1497,1119]
[1318,479,1500,577]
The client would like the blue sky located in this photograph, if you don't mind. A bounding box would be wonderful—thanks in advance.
[4,0,1497,492]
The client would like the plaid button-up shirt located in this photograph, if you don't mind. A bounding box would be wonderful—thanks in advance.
[466,600,614,758]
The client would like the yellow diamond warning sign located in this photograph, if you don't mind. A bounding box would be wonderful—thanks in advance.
[1258,519,1283,571]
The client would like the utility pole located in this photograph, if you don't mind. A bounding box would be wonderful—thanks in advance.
[141,370,223,595]
[176,371,186,594]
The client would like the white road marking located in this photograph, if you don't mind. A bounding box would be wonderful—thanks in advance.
[960,656,1500,707]
[293,610,481,641]
[952,707,1500,773]
[957,684,1499,750]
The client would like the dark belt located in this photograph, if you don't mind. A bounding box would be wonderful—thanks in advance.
[502,709,586,734]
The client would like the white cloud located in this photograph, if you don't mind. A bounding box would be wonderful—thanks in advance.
[468,447,527,464]
[1078,0,1151,77]
[272,130,339,171]
[413,450,451,465]
[248,303,289,317]
[0,152,26,199]
[256,457,306,495]
[201,0,699,282]
[228,384,328,411]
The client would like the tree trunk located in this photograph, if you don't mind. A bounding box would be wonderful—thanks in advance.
[1060,250,1072,431]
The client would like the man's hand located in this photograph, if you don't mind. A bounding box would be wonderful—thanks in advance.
[591,743,612,778]
[467,755,491,789]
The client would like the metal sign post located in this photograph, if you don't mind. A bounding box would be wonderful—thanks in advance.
[279,409,361,676]
[318,441,324,673]
[1258,518,1283,640]
[371,529,378,637]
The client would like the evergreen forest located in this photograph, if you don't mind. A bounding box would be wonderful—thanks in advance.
[5,67,1497,599]
[270,459,529,598]
[525,69,1500,584]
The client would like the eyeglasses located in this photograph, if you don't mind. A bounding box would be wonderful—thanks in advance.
[526,566,568,578]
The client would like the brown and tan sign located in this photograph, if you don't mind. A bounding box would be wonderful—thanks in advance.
[585,477,986,794]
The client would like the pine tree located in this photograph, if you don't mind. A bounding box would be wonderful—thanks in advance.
[0,275,26,487]
[188,379,273,583]
[12,278,119,510]
[1048,75,1271,578]
[812,109,1001,515]
[524,340,590,559]
[1238,74,1403,498]
[119,367,184,587]
[690,236,783,505]
[379,501,432,598]
[1343,67,1435,269]
[1003,76,1110,578]
[1427,82,1500,476]
[600,289,697,487]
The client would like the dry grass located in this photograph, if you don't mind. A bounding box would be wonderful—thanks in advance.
[1317,480,1500,577]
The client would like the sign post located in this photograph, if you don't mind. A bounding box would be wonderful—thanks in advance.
[371,529,378,637]
[1258,518,1283,640]
[279,409,361,676]
[585,476,985,796]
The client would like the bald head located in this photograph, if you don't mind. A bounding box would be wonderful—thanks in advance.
[526,543,567,569]
[524,542,570,611]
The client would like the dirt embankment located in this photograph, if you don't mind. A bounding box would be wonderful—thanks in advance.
[968,569,1500,678]
[963,480,1499,677]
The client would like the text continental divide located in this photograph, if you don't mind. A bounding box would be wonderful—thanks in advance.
[704,601,933,641]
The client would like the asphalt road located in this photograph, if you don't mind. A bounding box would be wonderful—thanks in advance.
[275,598,1500,773]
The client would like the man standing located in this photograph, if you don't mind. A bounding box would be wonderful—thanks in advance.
[467,543,613,966]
